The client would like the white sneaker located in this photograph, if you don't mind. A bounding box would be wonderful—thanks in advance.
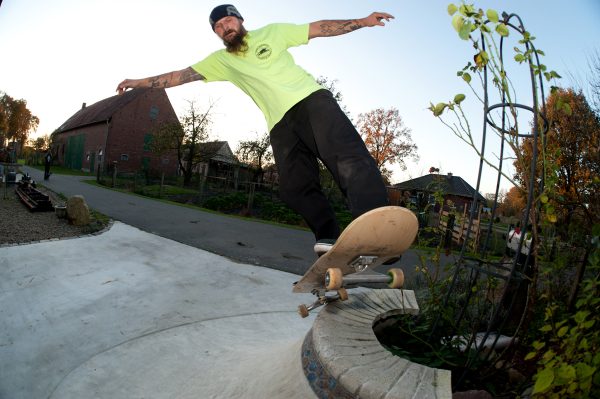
[314,239,336,256]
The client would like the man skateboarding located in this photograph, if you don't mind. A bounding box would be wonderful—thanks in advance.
[116,4,392,255]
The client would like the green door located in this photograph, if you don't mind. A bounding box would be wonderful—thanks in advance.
[142,157,150,172]
[65,134,85,170]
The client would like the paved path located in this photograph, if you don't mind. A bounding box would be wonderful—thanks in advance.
[24,167,317,275]
[23,166,443,281]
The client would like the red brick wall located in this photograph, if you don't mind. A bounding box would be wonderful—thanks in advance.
[54,89,179,175]
[52,123,107,172]
[107,89,179,175]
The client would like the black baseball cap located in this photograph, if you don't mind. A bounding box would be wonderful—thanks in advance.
[209,4,244,31]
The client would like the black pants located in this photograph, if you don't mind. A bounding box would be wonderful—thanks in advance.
[270,89,389,240]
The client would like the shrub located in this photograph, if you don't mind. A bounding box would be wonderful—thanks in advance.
[526,228,600,398]
[203,192,247,212]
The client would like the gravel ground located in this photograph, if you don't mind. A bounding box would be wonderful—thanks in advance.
[0,184,109,245]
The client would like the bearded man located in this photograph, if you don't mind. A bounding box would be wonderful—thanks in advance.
[117,4,394,255]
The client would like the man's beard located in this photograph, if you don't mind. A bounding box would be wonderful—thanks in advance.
[223,28,248,55]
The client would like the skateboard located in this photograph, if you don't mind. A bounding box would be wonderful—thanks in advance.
[294,206,418,317]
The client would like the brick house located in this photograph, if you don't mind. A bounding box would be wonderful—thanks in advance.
[389,172,486,212]
[52,88,179,175]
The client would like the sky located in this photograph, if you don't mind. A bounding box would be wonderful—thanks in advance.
[1,0,598,195]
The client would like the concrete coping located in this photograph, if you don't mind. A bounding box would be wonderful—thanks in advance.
[303,289,452,399]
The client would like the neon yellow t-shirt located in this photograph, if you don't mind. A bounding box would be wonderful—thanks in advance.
[191,23,323,131]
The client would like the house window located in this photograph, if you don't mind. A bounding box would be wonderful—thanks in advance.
[121,154,129,161]
[149,106,159,120]
[143,134,153,152]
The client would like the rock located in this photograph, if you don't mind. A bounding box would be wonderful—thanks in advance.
[508,367,527,385]
[66,195,90,226]
[453,390,493,399]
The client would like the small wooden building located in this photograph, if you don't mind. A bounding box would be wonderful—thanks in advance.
[192,141,239,179]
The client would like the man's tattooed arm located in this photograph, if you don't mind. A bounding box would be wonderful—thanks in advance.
[314,19,363,37]
[308,12,394,40]
[117,67,205,94]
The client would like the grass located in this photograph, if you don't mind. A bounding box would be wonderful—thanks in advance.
[81,179,312,233]
[32,182,112,235]
[136,184,198,197]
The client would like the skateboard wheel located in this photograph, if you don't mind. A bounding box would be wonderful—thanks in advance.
[387,268,405,289]
[325,268,343,290]
[298,304,310,318]
[337,288,348,301]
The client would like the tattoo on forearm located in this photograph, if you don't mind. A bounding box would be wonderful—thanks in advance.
[179,67,205,84]
[318,19,362,36]
[149,74,170,88]
[147,68,204,89]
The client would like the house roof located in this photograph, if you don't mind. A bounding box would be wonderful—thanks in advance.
[392,173,486,202]
[197,141,238,164]
[55,88,155,133]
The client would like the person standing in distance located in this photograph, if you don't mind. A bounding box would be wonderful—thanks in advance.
[117,5,393,255]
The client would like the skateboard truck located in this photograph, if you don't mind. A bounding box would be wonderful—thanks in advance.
[325,266,404,291]
[297,288,349,318]
[297,267,405,318]
[349,255,378,272]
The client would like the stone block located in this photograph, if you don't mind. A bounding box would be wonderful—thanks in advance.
[67,195,91,226]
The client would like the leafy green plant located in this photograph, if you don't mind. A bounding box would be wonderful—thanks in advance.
[258,199,303,225]
[431,2,562,191]
[526,226,600,398]
[202,192,247,212]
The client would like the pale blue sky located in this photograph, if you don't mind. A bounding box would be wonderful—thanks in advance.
[1,0,598,194]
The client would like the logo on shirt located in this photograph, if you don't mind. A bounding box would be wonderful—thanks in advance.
[255,44,272,60]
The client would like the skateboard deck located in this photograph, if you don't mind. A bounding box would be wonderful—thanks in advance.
[293,206,418,293]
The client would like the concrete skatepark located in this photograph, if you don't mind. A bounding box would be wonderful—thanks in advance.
[1,222,452,398]
[1,168,452,398]
[1,222,320,398]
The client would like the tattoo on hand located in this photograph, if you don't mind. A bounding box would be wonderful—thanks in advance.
[319,20,362,36]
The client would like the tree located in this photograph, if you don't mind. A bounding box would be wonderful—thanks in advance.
[316,76,350,117]
[514,88,600,237]
[147,121,182,194]
[0,92,39,154]
[497,186,526,218]
[572,49,600,117]
[30,135,50,152]
[591,50,600,115]
[0,93,10,146]
[485,189,505,212]
[235,132,272,183]
[356,107,419,182]
[152,101,215,187]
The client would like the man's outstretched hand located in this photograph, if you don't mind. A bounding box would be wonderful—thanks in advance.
[363,12,394,27]
[116,79,135,95]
